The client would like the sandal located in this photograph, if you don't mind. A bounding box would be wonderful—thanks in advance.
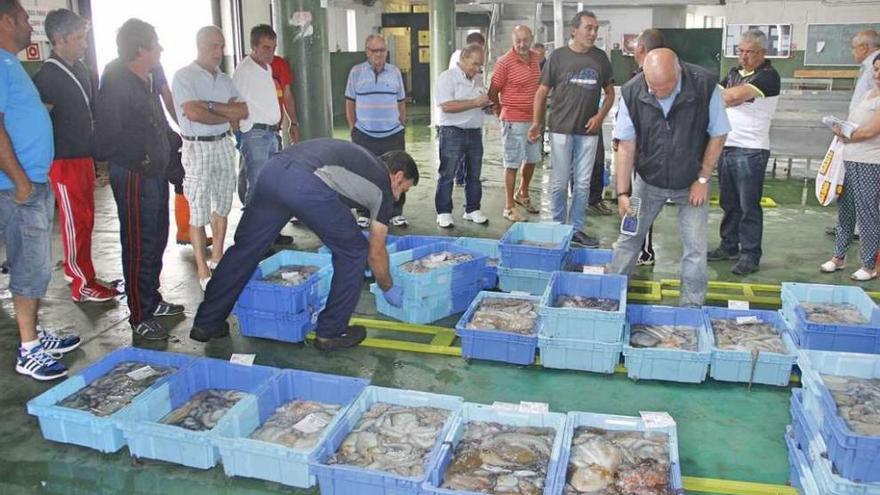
[513,193,539,214]
[503,208,526,222]
[851,268,878,281]
[819,257,845,273]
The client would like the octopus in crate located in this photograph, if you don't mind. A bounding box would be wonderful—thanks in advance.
[160,389,247,431]
[262,264,319,287]
[564,427,672,495]
[400,252,475,273]
[467,298,539,335]
[821,374,880,436]
[710,319,787,354]
[800,302,868,325]
[58,362,176,417]
[441,421,555,495]
[327,403,450,477]
[629,325,699,352]
[555,296,620,312]
[250,400,342,450]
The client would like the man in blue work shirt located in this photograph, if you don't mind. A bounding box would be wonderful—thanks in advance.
[0,0,80,380]
[346,34,409,228]
[190,139,419,350]
[609,49,730,307]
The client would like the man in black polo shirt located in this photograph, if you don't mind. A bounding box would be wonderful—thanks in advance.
[32,9,116,303]
[190,139,419,350]
[94,19,184,341]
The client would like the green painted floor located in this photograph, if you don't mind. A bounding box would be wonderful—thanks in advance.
[1,107,871,494]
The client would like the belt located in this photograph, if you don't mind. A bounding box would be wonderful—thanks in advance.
[182,131,230,142]
[251,123,280,132]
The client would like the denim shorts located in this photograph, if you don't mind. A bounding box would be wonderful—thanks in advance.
[0,182,54,298]
[501,121,541,168]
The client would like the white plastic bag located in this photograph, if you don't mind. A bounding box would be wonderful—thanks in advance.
[815,137,845,206]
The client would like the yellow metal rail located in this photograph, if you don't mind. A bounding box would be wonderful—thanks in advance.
[660,279,782,306]
[683,476,797,495]
[709,196,778,208]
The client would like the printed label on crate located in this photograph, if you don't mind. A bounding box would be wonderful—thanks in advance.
[735,316,760,325]
[126,365,158,381]
[639,411,676,429]
[582,265,605,275]
[491,401,521,411]
[293,413,330,434]
[519,401,550,413]
[728,300,750,310]
[229,353,256,366]
[510,291,530,296]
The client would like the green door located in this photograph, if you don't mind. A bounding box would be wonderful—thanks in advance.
[659,28,723,77]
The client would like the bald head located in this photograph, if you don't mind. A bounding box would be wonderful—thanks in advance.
[511,25,533,57]
[196,25,224,70]
[643,48,680,99]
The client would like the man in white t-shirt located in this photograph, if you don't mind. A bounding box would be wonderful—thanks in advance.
[448,32,485,187]
[233,24,292,245]
[708,29,780,275]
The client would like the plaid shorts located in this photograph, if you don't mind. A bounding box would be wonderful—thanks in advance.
[181,138,236,226]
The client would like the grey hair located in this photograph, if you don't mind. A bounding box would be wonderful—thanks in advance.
[196,25,222,46]
[45,8,89,46]
[853,30,880,50]
[365,33,385,47]
[740,29,767,50]
[460,43,483,61]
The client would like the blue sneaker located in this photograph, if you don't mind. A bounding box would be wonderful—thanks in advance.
[16,345,68,381]
[38,327,81,355]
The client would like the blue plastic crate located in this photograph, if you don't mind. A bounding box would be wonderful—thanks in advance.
[455,237,500,290]
[622,305,711,383]
[564,247,614,271]
[233,305,317,344]
[537,335,623,374]
[26,348,195,453]
[791,389,880,495]
[538,271,628,342]
[120,358,278,469]
[392,235,456,252]
[389,242,487,299]
[786,426,822,495]
[311,386,463,495]
[217,369,369,488]
[797,348,880,483]
[497,266,553,296]
[703,307,797,386]
[237,250,333,314]
[319,232,399,278]
[499,222,574,271]
[455,291,540,365]
[422,402,566,495]
[781,282,880,354]
[371,282,481,324]
[552,411,684,495]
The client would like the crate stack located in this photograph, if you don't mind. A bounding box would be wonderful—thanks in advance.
[497,222,574,295]
[455,236,501,290]
[538,271,629,374]
[371,241,487,324]
[622,305,712,383]
[787,349,880,495]
[234,250,334,343]
[780,282,880,354]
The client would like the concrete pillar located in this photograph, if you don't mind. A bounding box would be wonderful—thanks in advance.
[552,0,564,50]
[275,0,332,139]
[534,3,542,42]
[429,0,455,122]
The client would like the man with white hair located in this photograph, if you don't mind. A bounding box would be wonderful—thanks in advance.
[708,29,780,275]
[609,48,730,306]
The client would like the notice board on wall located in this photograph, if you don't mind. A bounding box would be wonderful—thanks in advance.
[724,23,792,58]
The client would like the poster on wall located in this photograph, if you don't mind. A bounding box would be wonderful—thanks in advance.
[724,23,792,58]
[622,34,638,56]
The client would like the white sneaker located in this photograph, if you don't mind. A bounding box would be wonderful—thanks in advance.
[436,213,454,228]
[356,216,370,229]
[462,210,489,224]
[390,215,408,227]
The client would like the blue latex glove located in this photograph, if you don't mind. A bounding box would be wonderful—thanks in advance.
[383,286,404,307]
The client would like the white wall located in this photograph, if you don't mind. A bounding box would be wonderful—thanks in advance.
[652,6,687,29]
[327,1,382,53]
[591,7,654,52]
[690,1,880,49]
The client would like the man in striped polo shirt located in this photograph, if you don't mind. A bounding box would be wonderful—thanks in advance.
[489,25,542,222]
[346,34,408,228]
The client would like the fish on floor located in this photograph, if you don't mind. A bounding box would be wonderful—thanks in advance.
[160,389,247,431]
[400,251,475,273]
[467,298,539,335]
[262,264,319,287]
[328,402,450,477]
[800,302,868,325]
[710,319,787,354]
[821,374,880,436]
[250,400,342,450]
[441,421,555,495]
[630,325,699,352]
[58,361,176,417]
[555,296,620,312]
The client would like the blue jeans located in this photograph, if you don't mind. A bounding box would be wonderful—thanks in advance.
[718,147,769,263]
[436,126,482,214]
[550,133,598,232]
[0,182,54,298]
[609,175,708,306]
[238,128,279,206]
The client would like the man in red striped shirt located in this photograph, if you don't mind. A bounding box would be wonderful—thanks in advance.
[488,25,542,222]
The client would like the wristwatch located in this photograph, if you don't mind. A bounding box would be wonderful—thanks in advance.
[697,176,710,185]
[207,101,215,114]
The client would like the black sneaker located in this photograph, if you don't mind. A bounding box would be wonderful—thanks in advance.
[731,258,760,275]
[153,300,185,317]
[274,234,294,245]
[313,325,367,351]
[571,231,600,248]
[189,321,230,343]
[707,247,739,261]
[132,319,170,341]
